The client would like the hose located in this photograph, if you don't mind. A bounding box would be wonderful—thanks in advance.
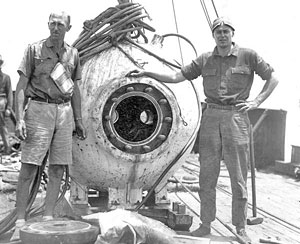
[162,33,198,57]
[72,3,155,63]
[131,22,200,212]
[134,77,201,210]
[82,2,203,215]
[0,162,45,236]
[0,157,70,237]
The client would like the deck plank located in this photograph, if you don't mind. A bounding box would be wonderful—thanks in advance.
[169,154,300,244]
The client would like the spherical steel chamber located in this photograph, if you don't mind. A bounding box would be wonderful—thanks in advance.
[69,43,200,206]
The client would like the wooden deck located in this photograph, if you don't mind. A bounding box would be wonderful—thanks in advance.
[0,152,300,243]
[168,153,300,244]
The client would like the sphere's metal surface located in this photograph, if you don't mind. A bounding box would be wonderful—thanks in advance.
[70,43,200,205]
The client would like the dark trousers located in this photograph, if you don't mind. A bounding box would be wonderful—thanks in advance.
[198,108,250,228]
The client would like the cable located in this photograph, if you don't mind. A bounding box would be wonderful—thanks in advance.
[0,163,45,236]
[199,0,212,29]
[72,3,155,63]
[129,32,201,209]
[211,0,219,18]
[0,163,69,237]
[171,0,184,65]
[134,77,202,211]
[162,33,198,57]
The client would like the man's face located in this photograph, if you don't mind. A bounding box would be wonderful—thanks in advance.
[213,25,233,49]
[48,13,70,42]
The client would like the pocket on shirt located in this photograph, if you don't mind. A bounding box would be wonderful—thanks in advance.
[34,57,53,75]
[229,66,251,89]
[202,68,218,89]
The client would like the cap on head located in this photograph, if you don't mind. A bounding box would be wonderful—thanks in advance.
[212,17,235,33]
[49,11,71,27]
[0,55,3,65]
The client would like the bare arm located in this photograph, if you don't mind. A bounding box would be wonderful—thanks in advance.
[127,69,186,83]
[71,79,86,140]
[15,73,29,140]
[236,72,279,112]
[253,72,279,106]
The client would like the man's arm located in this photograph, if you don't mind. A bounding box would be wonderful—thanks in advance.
[253,72,279,106]
[236,72,279,112]
[71,79,86,140]
[15,73,29,140]
[127,69,186,83]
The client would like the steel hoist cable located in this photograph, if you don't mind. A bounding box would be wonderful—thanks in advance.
[171,0,184,65]
[199,0,212,29]
[211,0,219,18]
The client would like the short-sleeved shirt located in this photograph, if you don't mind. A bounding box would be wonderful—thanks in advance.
[18,37,81,100]
[181,43,274,105]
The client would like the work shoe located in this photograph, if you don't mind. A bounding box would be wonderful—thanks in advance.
[191,224,211,237]
[237,228,251,244]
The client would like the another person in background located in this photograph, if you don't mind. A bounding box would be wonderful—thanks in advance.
[11,11,86,241]
[128,17,279,244]
[0,55,13,155]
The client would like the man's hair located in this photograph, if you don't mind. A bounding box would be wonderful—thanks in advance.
[49,12,71,27]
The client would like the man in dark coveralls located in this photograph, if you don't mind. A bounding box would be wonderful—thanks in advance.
[128,17,279,244]
[11,11,86,241]
[0,55,13,154]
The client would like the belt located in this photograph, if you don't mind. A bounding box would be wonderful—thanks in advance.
[205,103,238,111]
[31,97,71,104]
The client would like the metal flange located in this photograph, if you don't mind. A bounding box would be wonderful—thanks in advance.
[20,220,99,244]
[102,83,173,154]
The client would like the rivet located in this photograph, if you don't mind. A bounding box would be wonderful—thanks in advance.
[164,117,172,123]
[143,145,151,151]
[158,135,166,140]
[159,99,167,105]
[125,145,132,150]
[126,86,134,92]
[109,134,116,139]
[144,87,153,93]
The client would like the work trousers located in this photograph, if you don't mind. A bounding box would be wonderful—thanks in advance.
[198,107,250,228]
